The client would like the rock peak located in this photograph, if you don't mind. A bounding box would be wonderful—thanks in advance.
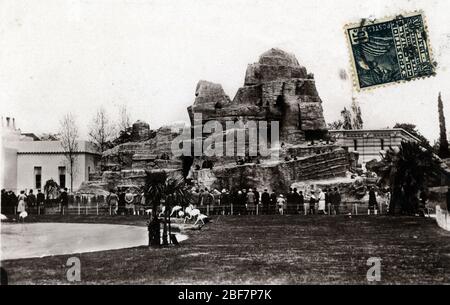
[258,48,300,67]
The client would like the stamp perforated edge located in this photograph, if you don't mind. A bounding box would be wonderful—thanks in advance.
[343,10,436,92]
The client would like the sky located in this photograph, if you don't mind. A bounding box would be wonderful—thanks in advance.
[1,0,450,142]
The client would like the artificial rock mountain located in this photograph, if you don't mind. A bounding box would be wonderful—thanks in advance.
[79,48,350,194]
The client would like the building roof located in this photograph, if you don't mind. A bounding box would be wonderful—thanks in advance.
[6,140,100,155]
[328,128,421,143]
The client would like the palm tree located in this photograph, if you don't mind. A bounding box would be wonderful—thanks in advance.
[144,170,192,246]
[377,142,441,215]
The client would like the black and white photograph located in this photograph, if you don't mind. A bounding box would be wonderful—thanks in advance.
[1,0,449,293]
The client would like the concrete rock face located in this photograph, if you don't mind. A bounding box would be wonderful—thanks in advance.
[79,48,349,194]
[131,120,150,142]
[188,48,327,144]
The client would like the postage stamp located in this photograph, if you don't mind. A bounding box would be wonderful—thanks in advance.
[345,11,436,90]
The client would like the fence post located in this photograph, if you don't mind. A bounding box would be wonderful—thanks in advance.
[38,206,40,215]
[256,204,259,215]
[110,205,112,216]
[96,202,99,215]
[231,203,233,215]
[207,204,210,216]
[86,204,88,215]
[78,202,80,215]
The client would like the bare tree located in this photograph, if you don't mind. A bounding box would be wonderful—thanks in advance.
[59,113,79,192]
[88,106,115,153]
[118,104,132,134]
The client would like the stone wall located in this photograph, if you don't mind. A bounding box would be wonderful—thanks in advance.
[193,148,349,192]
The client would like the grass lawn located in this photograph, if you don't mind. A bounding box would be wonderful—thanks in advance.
[1,214,450,284]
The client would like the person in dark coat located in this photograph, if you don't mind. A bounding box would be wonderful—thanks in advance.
[237,190,246,215]
[332,187,341,215]
[286,188,295,214]
[118,190,126,215]
[298,190,304,214]
[220,189,230,215]
[292,188,301,214]
[59,188,69,215]
[8,191,18,214]
[36,189,45,214]
[368,187,377,215]
[270,192,277,215]
[1,189,7,214]
[309,191,316,215]
[261,189,270,215]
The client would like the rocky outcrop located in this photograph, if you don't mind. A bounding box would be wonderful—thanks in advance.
[102,126,182,171]
[131,120,150,142]
[187,48,327,145]
[82,48,349,194]
[193,148,349,192]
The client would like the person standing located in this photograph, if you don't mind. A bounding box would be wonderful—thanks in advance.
[246,189,255,215]
[236,190,244,215]
[125,189,135,215]
[261,189,270,215]
[308,191,316,215]
[277,194,286,215]
[298,190,304,215]
[17,190,27,214]
[27,190,36,213]
[270,192,277,215]
[220,189,230,215]
[108,190,119,215]
[292,188,301,214]
[332,187,341,215]
[59,188,68,215]
[118,190,126,215]
[36,189,45,215]
[368,187,378,215]
[325,188,332,214]
[317,189,326,215]
[1,189,9,214]
[286,188,295,214]
[8,191,18,214]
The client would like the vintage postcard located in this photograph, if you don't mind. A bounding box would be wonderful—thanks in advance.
[0,0,449,295]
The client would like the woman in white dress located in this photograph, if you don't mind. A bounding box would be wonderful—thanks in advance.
[17,190,27,214]
[317,189,326,215]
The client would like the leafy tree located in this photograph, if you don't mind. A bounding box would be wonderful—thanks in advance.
[393,123,433,151]
[327,120,344,130]
[144,171,191,246]
[437,92,450,158]
[377,142,442,215]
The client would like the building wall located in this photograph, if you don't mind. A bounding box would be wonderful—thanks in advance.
[1,146,18,190]
[16,153,98,192]
[330,129,419,165]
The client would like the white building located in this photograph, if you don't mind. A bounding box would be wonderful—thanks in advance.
[1,117,100,192]
[329,128,420,165]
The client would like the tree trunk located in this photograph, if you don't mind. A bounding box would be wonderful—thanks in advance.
[149,201,161,246]
[162,209,169,245]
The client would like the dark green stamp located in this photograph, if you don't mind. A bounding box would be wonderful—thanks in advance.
[345,12,436,90]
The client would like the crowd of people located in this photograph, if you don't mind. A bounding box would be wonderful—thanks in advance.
[1,188,68,215]
[187,187,343,215]
[107,188,147,216]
